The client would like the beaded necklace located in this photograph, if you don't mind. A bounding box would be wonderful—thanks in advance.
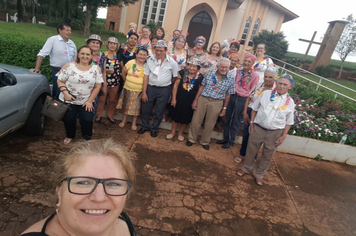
[182,70,198,91]
[252,56,268,70]
[211,74,226,90]
[270,88,291,111]
[132,60,144,78]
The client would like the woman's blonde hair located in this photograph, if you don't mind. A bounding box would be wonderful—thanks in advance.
[53,139,136,188]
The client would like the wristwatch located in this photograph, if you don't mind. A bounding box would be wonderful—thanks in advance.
[223,107,227,110]
[250,121,254,124]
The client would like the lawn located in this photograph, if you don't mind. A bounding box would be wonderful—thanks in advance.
[0,21,126,49]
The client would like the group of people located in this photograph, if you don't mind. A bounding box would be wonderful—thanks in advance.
[24,21,296,236]
[30,22,295,183]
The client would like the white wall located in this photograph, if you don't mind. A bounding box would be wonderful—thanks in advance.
[263,6,280,31]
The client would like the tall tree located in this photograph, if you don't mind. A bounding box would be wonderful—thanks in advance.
[252,30,289,59]
[17,0,23,22]
[80,0,139,35]
[335,14,356,79]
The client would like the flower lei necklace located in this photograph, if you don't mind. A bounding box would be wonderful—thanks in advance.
[123,45,137,58]
[172,47,184,65]
[270,88,291,111]
[105,52,117,66]
[252,56,268,70]
[182,70,198,91]
[191,47,206,57]
[238,70,251,87]
[212,74,226,90]
[92,52,101,65]
[132,60,144,78]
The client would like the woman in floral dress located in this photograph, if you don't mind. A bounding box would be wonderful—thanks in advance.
[168,35,187,70]
[56,46,103,144]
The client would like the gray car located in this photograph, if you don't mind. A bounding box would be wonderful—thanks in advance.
[0,63,51,138]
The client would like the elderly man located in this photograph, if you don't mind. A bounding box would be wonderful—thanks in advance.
[237,74,295,186]
[30,23,77,96]
[138,40,179,137]
[217,54,259,148]
[186,57,235,150]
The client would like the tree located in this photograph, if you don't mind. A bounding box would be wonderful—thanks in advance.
[335,14,356,79]
[80,0,139,35]
[252,30,289,59]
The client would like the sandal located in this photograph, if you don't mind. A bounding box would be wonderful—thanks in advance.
[236,170,246,177]
[131,125,137,131]
[166,134,174,139]
[63,138,72,145]
[235,156,244,163]
[178,135,184,141]
[119,122,125,128]
[255,179,263,186]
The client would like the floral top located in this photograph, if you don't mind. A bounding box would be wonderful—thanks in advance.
[168,47,187,70]
[57,62,104,105]
[104,53,121,87]
[253,57,274,83]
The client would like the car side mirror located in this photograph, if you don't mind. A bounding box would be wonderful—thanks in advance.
[0,72,17,87]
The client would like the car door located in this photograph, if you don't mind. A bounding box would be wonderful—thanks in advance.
[0,76,23,136]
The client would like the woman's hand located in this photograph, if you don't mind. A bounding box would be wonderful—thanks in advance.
[101,86,108,95]
[191,100,198,110]
[63,93,75,101]
[142,93,148,103]
[171,99,176,107]
[106,69,114,74]
[83,101,94,112]
[243,111,250,124]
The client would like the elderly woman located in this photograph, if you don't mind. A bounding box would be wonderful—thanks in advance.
[168,35,187,70]
[96,37,121,124]
[137,26,151,47]
[235,67,277,163]
[117,47,148,131]
[166,59,203,141]
[119,31,139,68]
[253,43,274,83]
[56,46,103,144]
[237,74,295,186]
[222,40,241,59]
[21,139,136,235]
[187,36,208,61]
[199,41,222,75]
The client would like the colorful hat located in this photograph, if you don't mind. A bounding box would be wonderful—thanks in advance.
[105,37,119,44]
[154,40,167,48]
[85,34,103,44]
[187,58,201,68]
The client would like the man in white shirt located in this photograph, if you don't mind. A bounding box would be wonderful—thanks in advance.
[30,23,77,96]
[236,74,295,186]
[138,40,179,137]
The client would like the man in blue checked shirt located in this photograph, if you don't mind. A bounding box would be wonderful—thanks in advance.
[186,57,234,150]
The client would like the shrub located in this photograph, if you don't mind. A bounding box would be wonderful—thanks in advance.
[314,65,335,78]
[0,33,52,82]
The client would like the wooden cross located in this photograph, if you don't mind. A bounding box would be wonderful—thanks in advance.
[299,31,321,60]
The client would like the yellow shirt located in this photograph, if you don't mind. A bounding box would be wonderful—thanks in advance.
[124,59,145,92]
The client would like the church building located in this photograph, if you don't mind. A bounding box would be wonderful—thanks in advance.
[105,0,298,50]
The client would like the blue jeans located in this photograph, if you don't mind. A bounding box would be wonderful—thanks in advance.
[51,67,60,96]
[223,95,247,144]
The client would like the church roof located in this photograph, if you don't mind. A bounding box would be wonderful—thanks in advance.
[266,0,299,23]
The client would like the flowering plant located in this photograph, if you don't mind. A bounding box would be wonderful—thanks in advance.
[290,94,356,146]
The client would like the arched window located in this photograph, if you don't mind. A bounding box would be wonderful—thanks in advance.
[241,17,252,45]
[141,0,167,25]
[249,18,261,46]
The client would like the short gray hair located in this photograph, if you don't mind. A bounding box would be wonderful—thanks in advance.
[264,67,278,78]
[217,57,231,67]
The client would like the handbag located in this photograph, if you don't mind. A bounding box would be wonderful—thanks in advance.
[41,95,70,122]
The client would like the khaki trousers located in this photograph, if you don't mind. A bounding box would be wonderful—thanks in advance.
[188,96,223,145]
[96,86,119,120]
[241,124,283,180]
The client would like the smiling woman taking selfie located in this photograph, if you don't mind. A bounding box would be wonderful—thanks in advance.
[21,139,136,236]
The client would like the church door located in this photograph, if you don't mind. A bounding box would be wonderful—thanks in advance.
[187,11,213,49]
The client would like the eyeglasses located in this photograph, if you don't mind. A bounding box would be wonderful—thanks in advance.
[62,177,132,196]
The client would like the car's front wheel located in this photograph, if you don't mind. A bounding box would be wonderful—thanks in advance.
[25,97,45,136]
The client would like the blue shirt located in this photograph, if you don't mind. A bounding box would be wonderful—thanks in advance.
[201,69,235,100]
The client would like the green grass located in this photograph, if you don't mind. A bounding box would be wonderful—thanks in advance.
[285,52,356,71]
[0,22,126,50]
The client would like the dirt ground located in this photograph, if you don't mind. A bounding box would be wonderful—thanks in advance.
[1,118,356,236]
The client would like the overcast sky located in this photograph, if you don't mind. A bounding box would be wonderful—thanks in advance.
[98,1,356,62]
[274,0,356,62]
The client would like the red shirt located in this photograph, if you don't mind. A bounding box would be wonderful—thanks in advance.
[234,68,259,97]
